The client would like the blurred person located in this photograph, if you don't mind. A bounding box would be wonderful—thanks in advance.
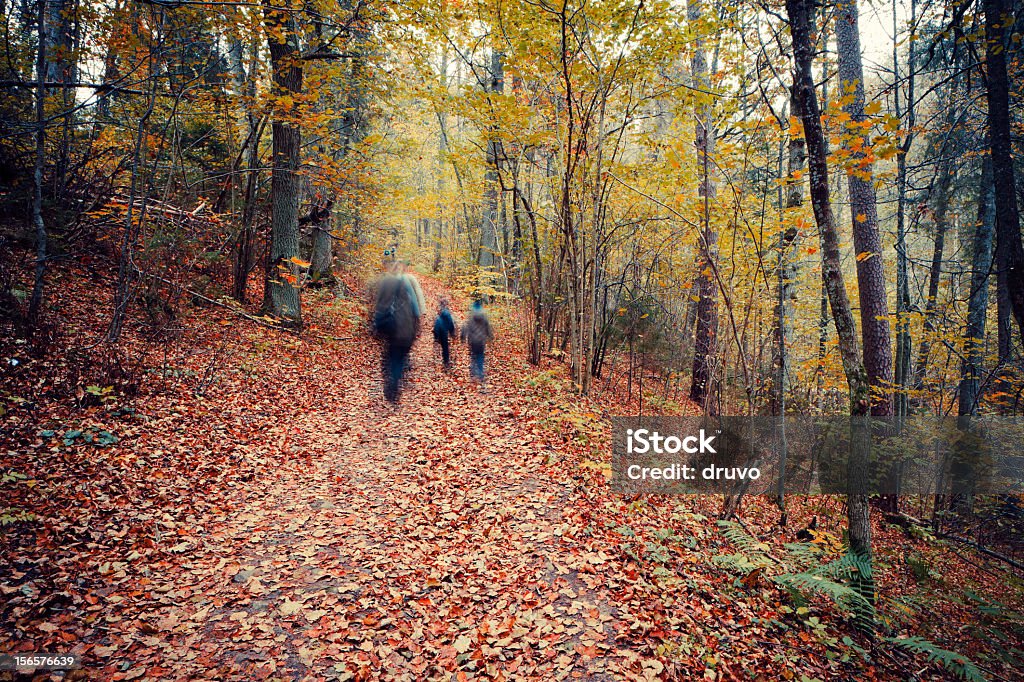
[371,261,424,402]
[432,297,457,369]
[460,300,493,383]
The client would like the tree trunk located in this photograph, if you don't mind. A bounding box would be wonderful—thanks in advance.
[44,0,75,197]
[835,0,893,418]
[557,4,587,390]
[229,30,263,303]
[892,0,916,422]
[960,155,996,416]
[339,21,369,247]
[949,156,997,518]
[28,0,47,325]
[688,0,719,414]
[788,0,865,406]
[582,87,609,396]
[983,0,1024,354]
[479,50,503,271]
[516,180,544,366]
[260,2,303,326]
[771,85,807,515]
[914,156,954,388]
[998,255,1013,361]
[433,49,448,273]
[817,276,829,411]
[93,0,122,137]
[232,119,263,302]
[308,201,335,283]
[787,0,875,620]
[106,14,161,343]
[771,84,806,414]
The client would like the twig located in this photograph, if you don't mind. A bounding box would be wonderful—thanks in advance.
[938,533,1024,573]
[142,271,294,332]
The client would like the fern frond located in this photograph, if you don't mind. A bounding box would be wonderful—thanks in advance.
[887,636,987,682]
[782,541,823,568]
[716,520,773,560]
[813,551,873,583]
[713,552,771,575]
[773,571,872,615]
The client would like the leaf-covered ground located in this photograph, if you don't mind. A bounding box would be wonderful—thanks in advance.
[3,267,1022,681]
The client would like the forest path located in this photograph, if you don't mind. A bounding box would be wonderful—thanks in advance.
[118,279,665,681]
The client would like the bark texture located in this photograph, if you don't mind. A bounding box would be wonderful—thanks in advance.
[984,0,1024,354]
[835,0,893,417]
[261,2,304,325]
[959,156,995,416]
[688,0,719,413]
[787,0,874,614]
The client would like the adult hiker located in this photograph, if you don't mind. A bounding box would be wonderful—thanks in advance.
[460,300,493,383]
[371,261,425,403]
[432,297,457,369]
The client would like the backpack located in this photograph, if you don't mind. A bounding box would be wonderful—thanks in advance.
[373,298,397,337]
[373,278,412,340]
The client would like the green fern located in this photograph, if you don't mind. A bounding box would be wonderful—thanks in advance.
[882,593,928,628]
[712,552,770,574]
[774,570,873,621]
[716,520,773,558]
[887,636,987,682]
[782,541,825,566]
[715,521,875,629]
[815,551,873,583]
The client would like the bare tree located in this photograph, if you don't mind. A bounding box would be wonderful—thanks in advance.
[28,0,48,324]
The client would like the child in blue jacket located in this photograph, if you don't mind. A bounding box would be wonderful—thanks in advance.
[432,298,457,369]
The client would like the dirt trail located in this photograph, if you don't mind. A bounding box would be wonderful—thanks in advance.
[3,277,892,681]
[4,275,1004,681]
[108,284,653,681]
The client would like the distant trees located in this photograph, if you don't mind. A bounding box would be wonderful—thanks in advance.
[373,0,1024,431]
[0,0,376,334]
[3,0,1024,438]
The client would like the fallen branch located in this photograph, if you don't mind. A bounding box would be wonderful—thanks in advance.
[882,511,1024,572]
[139,270,297,333]
[938,533,1024,572]
[107,195,212,220]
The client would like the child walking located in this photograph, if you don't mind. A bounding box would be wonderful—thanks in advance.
[460,300,493,382]
[432,298,457,369]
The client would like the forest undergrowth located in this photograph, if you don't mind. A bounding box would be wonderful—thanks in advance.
[1,255,1023,681]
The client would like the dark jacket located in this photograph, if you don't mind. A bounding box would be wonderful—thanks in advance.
[433,309,456,341]
[461,311,493,350]
[372,275,420,346]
